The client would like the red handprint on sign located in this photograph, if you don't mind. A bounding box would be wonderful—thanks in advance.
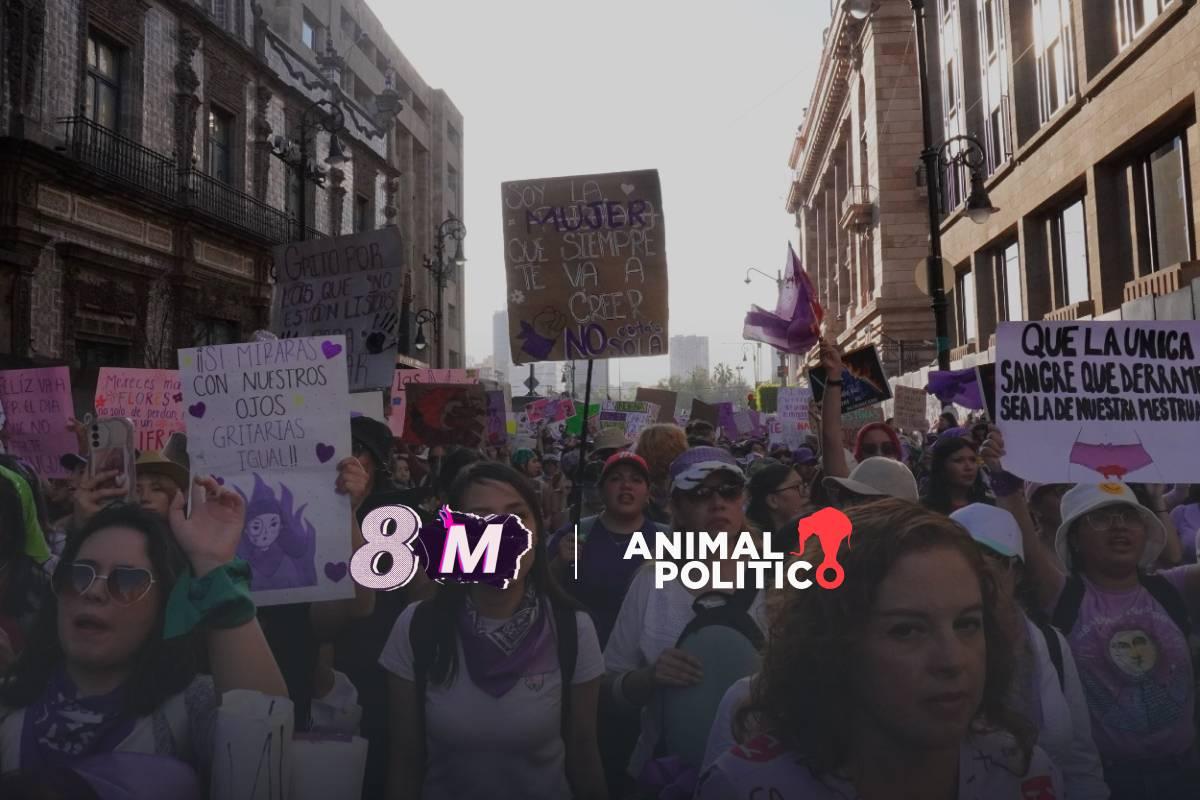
[791,507,853,590]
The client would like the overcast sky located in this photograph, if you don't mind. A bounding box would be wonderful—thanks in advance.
[368,0,830,386]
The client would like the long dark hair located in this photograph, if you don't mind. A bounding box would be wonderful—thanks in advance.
[422,462,575,687]
[0,504,201,715]
[747,464,797,530]
[921,436,990,514]
[739,499,1032,776]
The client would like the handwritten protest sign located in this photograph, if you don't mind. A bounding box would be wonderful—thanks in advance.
[809,345,892,413]
[400,383,488,449]
[996,321,1200,483]
[272,229,403,392]
[891,385,929,434]
[95,368,185,453]
[774,386,812,448]
[0,367,75,478]
[179,336,353,605]
[388,368,478,436]
[635,388,677,421]
[502,169,669,364]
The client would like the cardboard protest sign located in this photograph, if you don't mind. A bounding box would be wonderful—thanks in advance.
[400,383,488,449]
[635,388,677,422]
[388,368,478,436]
[95,368,185,453]
[272,228,403,392]
[0,367,76,478]
[690,399,718,427]
[179,336,353,605]
[891,385,929,434]
[809,345,892,413]
[502,169,669,364]
[347,391,386,424]
[996,321,1200,483]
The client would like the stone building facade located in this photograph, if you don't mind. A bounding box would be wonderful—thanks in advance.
[0,0,458,411]
[787,0,940,380]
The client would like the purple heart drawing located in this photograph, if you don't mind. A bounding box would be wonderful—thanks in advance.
[173,393,183,402]
[188,402,206,418]
[324,562,348,583]
[316,443,335,463]
[321,341,342,359]
[213,476,225,486]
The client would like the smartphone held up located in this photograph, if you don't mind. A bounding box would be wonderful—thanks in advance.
[88,416,137,506]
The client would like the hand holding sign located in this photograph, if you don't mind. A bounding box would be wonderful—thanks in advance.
[170,476,246,578]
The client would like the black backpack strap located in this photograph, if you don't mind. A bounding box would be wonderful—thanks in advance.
[1050,574,1086,635]
[1037,621,1066,693]
[552,601,578,744]
[1140,573,1191,637]
[407,600,436,742]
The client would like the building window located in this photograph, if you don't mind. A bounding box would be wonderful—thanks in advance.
[353,193,372,233]
[447,123,462,149]
[448,350,461,369]
[85,32,123,131]
[1049,200,1089,307]
[302,9,319,49]
[955,269,978,345]
[207,107,234,184]
[1118,0,1171,49]
[1034,0,1076,123]
[447,303,458,329]
[1142,134,1194,271]
[76,339,132,371]
[447,165,459,196]
[998,242,1023,321]
[193,318,239,347]
[939,0,967,210]
[979,0,1011,174]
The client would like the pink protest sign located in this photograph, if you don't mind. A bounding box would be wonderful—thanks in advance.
[389,369,479,436]
[95,368,185,453]
[0,366,76,478]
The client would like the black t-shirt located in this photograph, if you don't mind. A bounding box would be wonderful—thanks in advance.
[258,602,317,732]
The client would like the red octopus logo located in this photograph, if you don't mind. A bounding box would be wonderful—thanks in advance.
[791,507,853,590]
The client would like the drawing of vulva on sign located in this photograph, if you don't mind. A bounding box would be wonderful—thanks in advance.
[271,228,403,392]
[178,336,354,605]
[501,170,669,364]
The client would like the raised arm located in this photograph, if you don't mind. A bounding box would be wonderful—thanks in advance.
[169,478,287,698]
[816,339,850,479]
[980,428,1065,612]
[1142,483,1182,567]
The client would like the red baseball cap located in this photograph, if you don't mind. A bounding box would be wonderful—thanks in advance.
[601,451,650,481]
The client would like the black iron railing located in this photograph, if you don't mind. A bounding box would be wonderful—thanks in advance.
[58,116,326,245]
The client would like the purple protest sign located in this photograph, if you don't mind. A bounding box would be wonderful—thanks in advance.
[0,366,76,478]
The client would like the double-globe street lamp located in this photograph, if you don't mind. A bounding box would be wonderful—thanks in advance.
[846,0,998,371]
[413,215,467,368]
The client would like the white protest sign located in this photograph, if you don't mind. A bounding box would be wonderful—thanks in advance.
[891,385,929,434]
[180,336,353,605]
[775,386,812,449]
[996,320,1200,483]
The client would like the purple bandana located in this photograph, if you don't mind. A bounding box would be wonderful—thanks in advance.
[457,587,556,698]
[21,668,137,773]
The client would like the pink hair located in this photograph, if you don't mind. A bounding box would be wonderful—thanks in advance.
[853,422,903,462]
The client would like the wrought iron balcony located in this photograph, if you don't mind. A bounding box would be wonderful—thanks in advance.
[58,117,325,245]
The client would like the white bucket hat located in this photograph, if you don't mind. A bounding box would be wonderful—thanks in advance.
[1054,482,1164,571]
[822,457,919,503]
[951,503,1024,561]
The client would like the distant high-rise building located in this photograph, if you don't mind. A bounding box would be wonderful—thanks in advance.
[566,359,610,401]
[670,336,710,380]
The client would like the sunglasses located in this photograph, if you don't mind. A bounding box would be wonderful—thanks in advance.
[860,442,897,457]
[53,562,156,606]
[685,483,744,502]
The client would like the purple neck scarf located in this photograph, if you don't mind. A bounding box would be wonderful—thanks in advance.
[457,586,556,698]
[21,668,137,773]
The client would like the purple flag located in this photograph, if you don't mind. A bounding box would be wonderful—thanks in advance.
[742,243,824,354]
[925,368,985,410]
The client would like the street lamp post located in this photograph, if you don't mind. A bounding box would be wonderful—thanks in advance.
[421,215,467,368]
[743,267,793,386]
[847,0,997,371]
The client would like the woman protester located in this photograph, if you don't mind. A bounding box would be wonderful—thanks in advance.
[696,499,1063,800]
[0,478,287,790]
[511,448,543,481]
[745,463,807,534]
[921,435,992,516]
[635,424,688,525]
[983,428,1200,798]
[381,462,606,800]
[951,503,1108,799]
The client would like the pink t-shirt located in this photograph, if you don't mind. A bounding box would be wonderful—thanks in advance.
[1053,567,1199,761]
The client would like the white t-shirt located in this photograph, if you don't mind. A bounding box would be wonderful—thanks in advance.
[603,565,768,778]
[703,676,754,772]
[378,601,604,800]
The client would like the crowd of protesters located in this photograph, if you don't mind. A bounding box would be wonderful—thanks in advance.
[0,336,1198,798]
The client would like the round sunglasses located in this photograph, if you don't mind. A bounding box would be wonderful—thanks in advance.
[53,562,156,606]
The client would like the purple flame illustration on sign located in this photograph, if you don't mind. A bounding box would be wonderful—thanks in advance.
[235,474,318,591]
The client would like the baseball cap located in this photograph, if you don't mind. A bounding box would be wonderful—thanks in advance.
[951,503,1024,561]
[601,451,650,482]
[669,447,745,492]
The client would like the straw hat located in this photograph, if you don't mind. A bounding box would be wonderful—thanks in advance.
[1054,482,1164,571]
[135,450,189,491]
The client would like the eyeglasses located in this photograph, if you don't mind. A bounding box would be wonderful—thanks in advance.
[770,483,806,497]
[53,562,156,606]
[1084,508,1141,532]
[984,552,1021,572]
[686,483,744,502]
[860,442,897,458]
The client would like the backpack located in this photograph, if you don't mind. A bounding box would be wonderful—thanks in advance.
[1033,619,1066,693]
[408,598,578,745]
